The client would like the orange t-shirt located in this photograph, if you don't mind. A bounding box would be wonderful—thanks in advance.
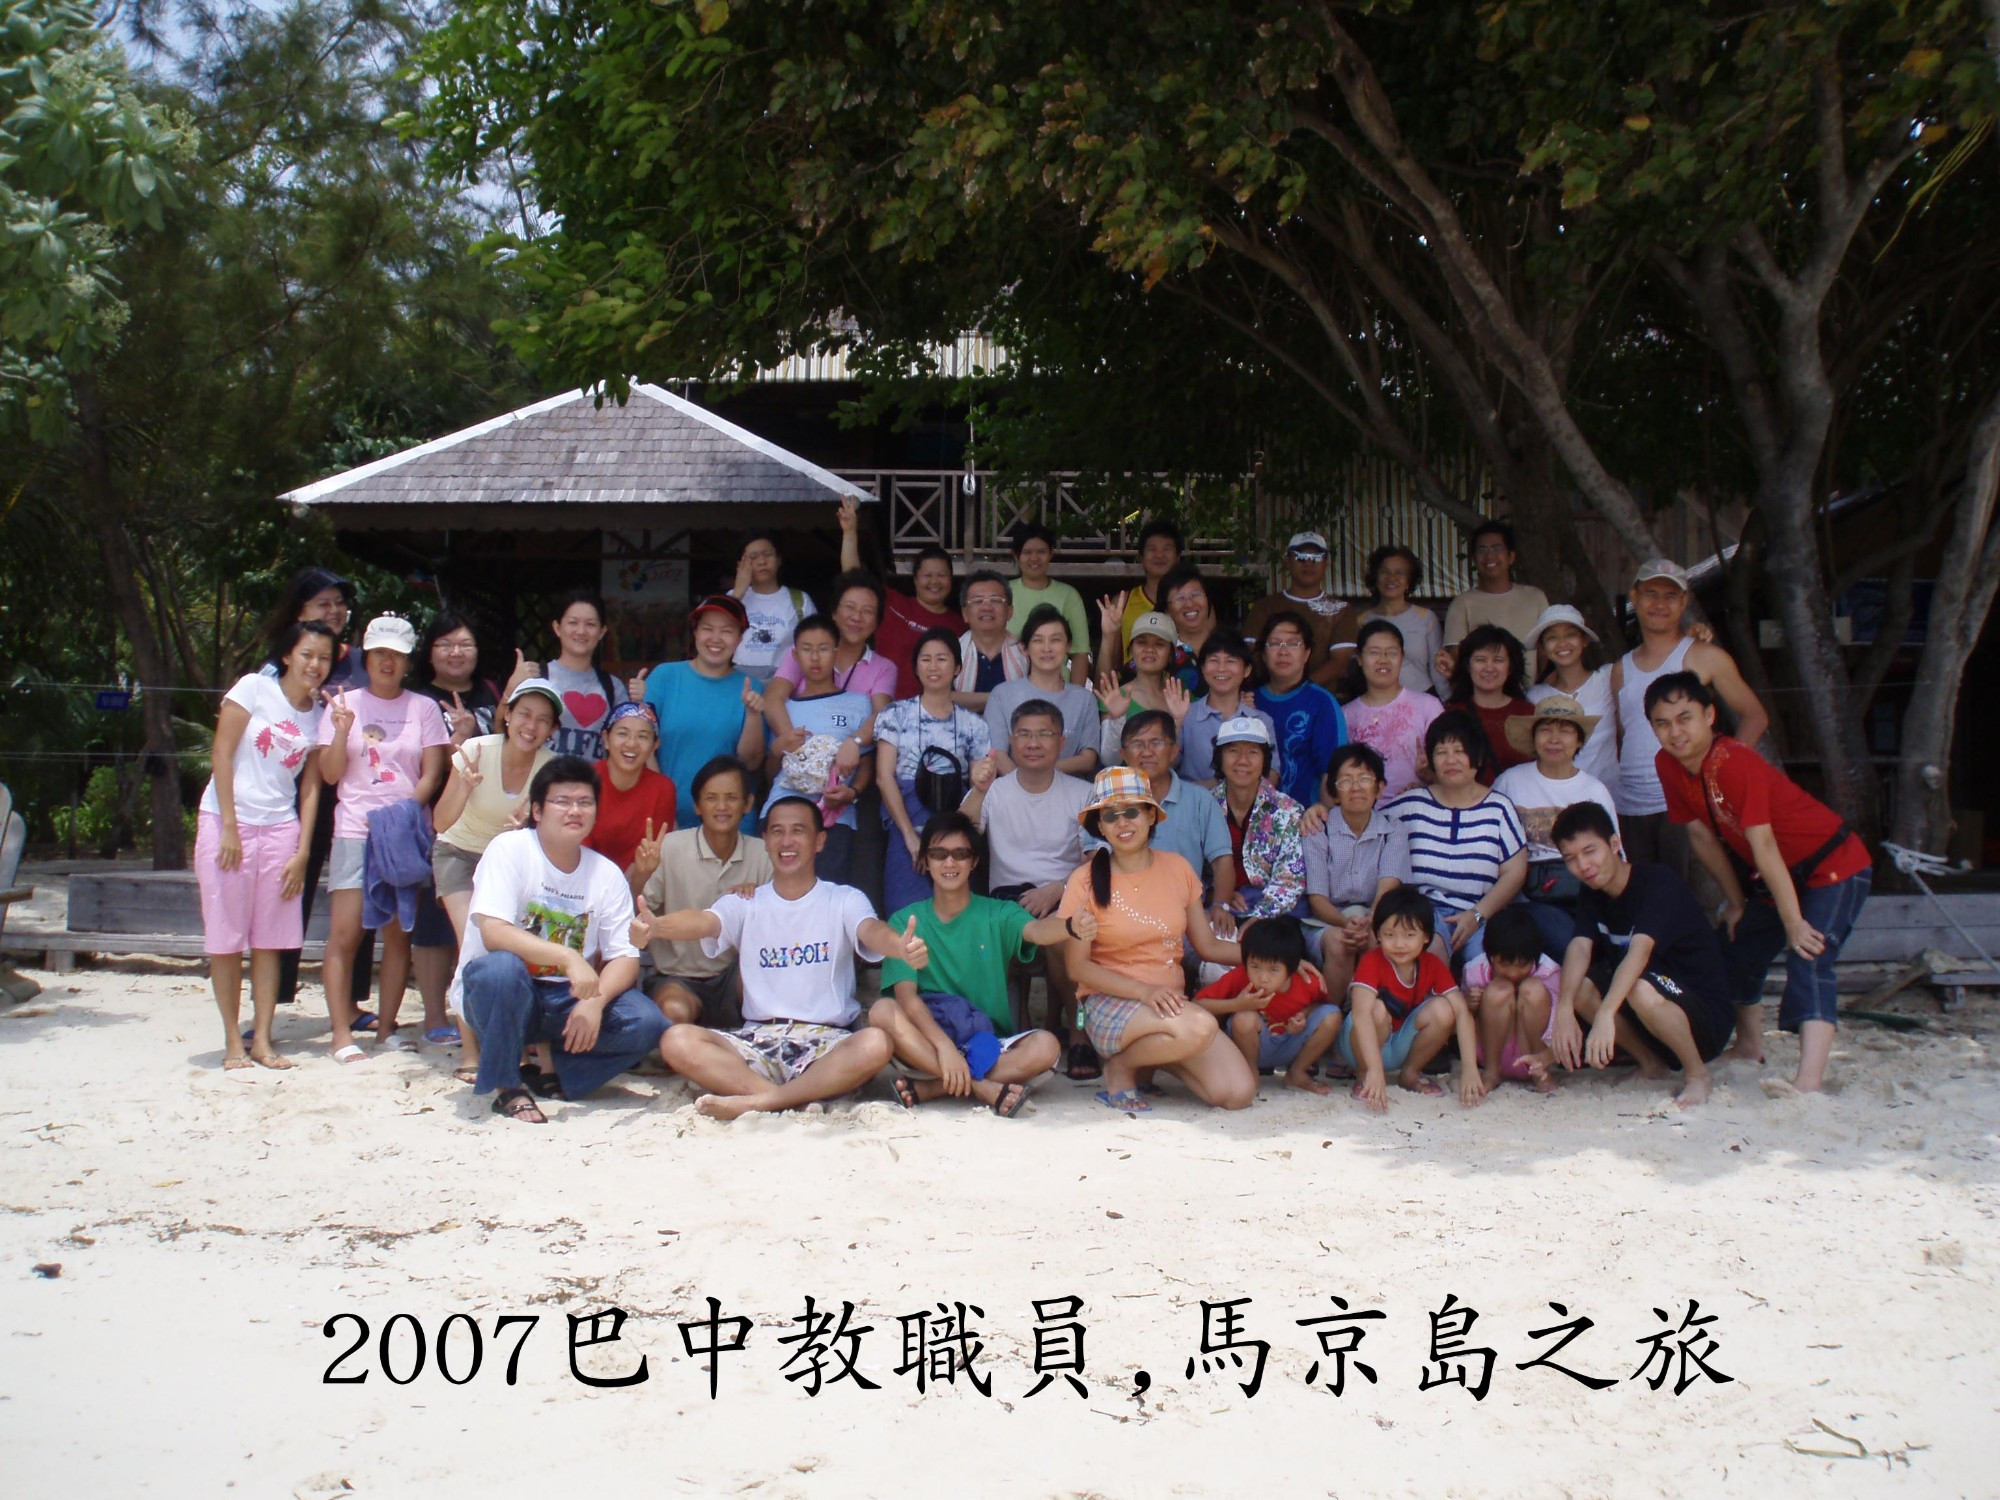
[1059,850,1202,991]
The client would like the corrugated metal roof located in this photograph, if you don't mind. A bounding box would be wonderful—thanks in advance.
[753,333,1010,384]
[282,384,871,511]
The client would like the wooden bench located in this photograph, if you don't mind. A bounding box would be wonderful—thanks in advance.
[1,866,330,971]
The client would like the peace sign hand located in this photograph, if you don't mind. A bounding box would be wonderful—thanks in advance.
[837,495,859,535]
[628,818,663,884]
[458,740,485,787]
[323,688,355,737]
[448,690,475,744]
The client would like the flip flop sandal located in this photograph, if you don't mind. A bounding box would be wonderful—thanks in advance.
[332,1043,369,1065]
[453,1066,480,1084]
[423,1025,460,1045]
[892,1077,921,1110]
[992,1082,1027,1118]
[1094,1088,1151,1114]
[1065,1040,1102,1081]
[352,1011,378,1032]
[491,1088,547,1124]
[379,1033,416,1053]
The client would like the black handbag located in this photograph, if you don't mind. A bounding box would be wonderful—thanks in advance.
[914,744,967,815]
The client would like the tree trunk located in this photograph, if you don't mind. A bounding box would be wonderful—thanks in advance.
[1890,385,2000,853]
[75,381,188,871]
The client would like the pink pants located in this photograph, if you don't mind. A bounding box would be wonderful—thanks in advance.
[195,810,304,954]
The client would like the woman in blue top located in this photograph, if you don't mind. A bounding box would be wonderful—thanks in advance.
[875,628,992,915]
[1254,609,1348,810]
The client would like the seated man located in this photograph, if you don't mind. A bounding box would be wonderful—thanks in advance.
[867,813,1071,1116]
[642,795,928,1119]
[457,755,668,1125]
[638,755,772,1027]
[1550,802,1735,1108]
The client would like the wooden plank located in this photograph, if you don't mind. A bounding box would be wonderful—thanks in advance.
[1849,893,2000,927]
[1840,927,2000,963]
[1,931,325,962]
[65,872,331,940]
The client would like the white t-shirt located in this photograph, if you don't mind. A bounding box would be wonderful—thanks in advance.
[200,673,323,825]
[702,879,882,1027]
[458,828,639,984]
[979,771,1092,890]
[1492,762,1621,861]
[734,586,815,679]
[316,688,451,840]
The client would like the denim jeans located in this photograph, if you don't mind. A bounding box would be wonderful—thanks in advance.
[1723,867,1872,1030]
[461,951,667,1097]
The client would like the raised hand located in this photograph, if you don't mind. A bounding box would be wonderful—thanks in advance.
[626,671,648,702]
[458,740,486,787]
[324,688,355,739]
[448,690,475,744]
[1092,669,1130,720]
[742,682,766,718]
[898,914,929,970]
[628,818,663,884]
[1162,676,1192,725]
[970,751,997,792]
[629,894,656,948]
[1096,590,1128,648]
[732,550,754,597]
[837,495,859,535]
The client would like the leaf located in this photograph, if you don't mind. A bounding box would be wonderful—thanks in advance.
[696,0,729,34]
[1898,47,1942,78]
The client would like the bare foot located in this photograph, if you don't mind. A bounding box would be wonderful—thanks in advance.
[250,1049,294,1070]
[1760,1076,1799,1099]
[1632,1057,1672,1081]
[1479,1066,1502,1094]
[1350,1078,1388,1114]
[223,1053,253,1071]
[696,1092,772,1121]
[1283,1067,1332,1096]
[1523,1053,1558,1094]
[1397,1072,1445,1097]
[1675,1071,1712,1108]
[1726,1040,1764,1065]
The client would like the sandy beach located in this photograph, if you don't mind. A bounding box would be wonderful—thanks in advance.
[2,959,1996,1498]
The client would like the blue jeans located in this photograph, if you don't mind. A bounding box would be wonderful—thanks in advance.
[882,784,935,915]
[461,951,667,1098]
[1256,1003,1342,1071]
[1723,867,1871,1030]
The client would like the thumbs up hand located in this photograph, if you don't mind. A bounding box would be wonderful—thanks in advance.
[898,913,929,970]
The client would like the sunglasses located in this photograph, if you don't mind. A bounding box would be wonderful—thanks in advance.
[1098,805,1151,825]
[926,846,976,864]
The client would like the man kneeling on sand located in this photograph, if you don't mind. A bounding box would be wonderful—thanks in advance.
[458,756,667,1125]
[1550,802,1735,1108]
[637,795,929,1118]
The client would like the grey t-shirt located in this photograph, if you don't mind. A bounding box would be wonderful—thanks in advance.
[978,771,1092,890]
[543,661,627,761]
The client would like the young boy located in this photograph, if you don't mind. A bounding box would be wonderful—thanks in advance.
[1194,915,1342,1095]
[1460,906,1563,1094]
[1337,887,1484,1112]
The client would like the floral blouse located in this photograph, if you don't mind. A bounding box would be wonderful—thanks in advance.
[1213,780,1306,920]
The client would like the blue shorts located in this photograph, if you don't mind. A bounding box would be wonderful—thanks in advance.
[1254,1003,1341,1071]
[1335,1003,1439,1072]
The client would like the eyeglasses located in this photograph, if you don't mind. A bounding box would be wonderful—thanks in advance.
[966,593,1008,608]
[1333,775,1378,791]
[926,846,976,864]
[1013,729,1060,742]
[1264,638,1307,652]
[436,642,477,654]
[1124,737,1170,753]
[1098,805,1150,824]
[1473,542,1510,557]
[544,796,596,811]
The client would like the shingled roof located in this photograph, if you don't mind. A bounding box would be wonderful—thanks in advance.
[282,382,868,529]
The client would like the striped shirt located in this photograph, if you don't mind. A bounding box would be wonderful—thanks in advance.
[1382,787,1526,915]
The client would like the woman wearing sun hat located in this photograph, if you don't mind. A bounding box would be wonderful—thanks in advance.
[1057,767,1256,1113]
[316,614,453,1063]
[1493,693,1620,953]
[1523,604,1620,786]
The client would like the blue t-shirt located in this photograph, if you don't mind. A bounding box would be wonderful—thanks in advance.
[1254,680,1348,809]
[643,660,749,826]
[762,689,872,830]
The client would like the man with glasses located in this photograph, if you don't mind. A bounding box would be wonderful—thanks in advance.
[1244,530,1366,687]
[951,570,1028,712]
[867,812,1074,1116]
[1439,520,1549,679]
[456,756,667,1125]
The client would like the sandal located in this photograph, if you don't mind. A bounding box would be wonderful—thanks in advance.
[519,1063,566,1101]
[379,1033,416,1053]
[992,1082,1027,1118]
[331,1043,369,1066]
[491,1088,547,1124]
[352,1011,378,1033]
[1094,1088,1150,1115]
[892,1077,921,1110]
[1065,1040,1102,1081]
[423,1025,460,1045]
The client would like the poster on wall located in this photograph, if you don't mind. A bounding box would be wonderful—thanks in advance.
[602,530,689,672]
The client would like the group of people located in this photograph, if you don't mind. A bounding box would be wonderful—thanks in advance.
[191,508,1874,1123]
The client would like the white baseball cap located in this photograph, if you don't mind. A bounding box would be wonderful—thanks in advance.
[1215,715,1273,748]
[1634,557,1692,590]
[361,614,418,654]
[1285,531,1330,556]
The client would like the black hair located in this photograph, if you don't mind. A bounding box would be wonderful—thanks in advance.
[1365,543,1424,599]
[791,613,839,646]
[416,609,482,684]
[1007,521,1055,554]
[1338,616,1408,698]
[1257,608,1315,686]
[269,619,341,671]
[1156,563,1210,612]
[1643,669,1716,717]
[529,756,599,815]
[1324,742,1387,795]
[1008,697,1066,735]
[261,565,355,648]
[1447,623,1529,703]
[1137,517,1185,554]
[1216,732,1272,780]
[962,568,1012,603]
[907,546,957,610]
[1018,603,1071,648]
[741,531,780,556]
[1241,913,1308,973]
[917,809,985,869]
[911,624,961,673]
[1122,708,1178,746]
[1425,709,1494,775]
[1532,616,1607,682]
[550,587,607,628]
[764,793,826,831]
[690,754,752,803]
[1197,632,1252,670]
[1482,907,1545,967]
[1469,519,1517,555]
[828,569,885,639]
[1372,884,1438,941]
[1552,800,1618,848]
[1081,800,1160,906]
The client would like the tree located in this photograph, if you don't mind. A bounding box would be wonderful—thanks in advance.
[420,0,2000,843]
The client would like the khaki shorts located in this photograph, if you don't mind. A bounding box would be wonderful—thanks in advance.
[432,841,482,898]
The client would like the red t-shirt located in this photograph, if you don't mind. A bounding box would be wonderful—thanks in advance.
[1195,963,1326,1027]
[1351,948,1458,1032]
[586,763,678,872]
[1658,738,1869,889]
[1451,696,1535,784]
[875,589,964,699]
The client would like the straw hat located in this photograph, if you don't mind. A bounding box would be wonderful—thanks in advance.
[1077,765,1165,825]
[1504,693,1601,756]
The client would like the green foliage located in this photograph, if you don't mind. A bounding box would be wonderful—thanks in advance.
[0,0,194,442]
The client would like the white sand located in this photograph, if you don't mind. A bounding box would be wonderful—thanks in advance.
[1,963,1996,1497]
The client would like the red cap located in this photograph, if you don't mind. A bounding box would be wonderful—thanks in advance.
[688,593,748,630]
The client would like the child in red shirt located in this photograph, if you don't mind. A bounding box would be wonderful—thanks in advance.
[1337,886,1483,1112]
[1194,916,1342,1093]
